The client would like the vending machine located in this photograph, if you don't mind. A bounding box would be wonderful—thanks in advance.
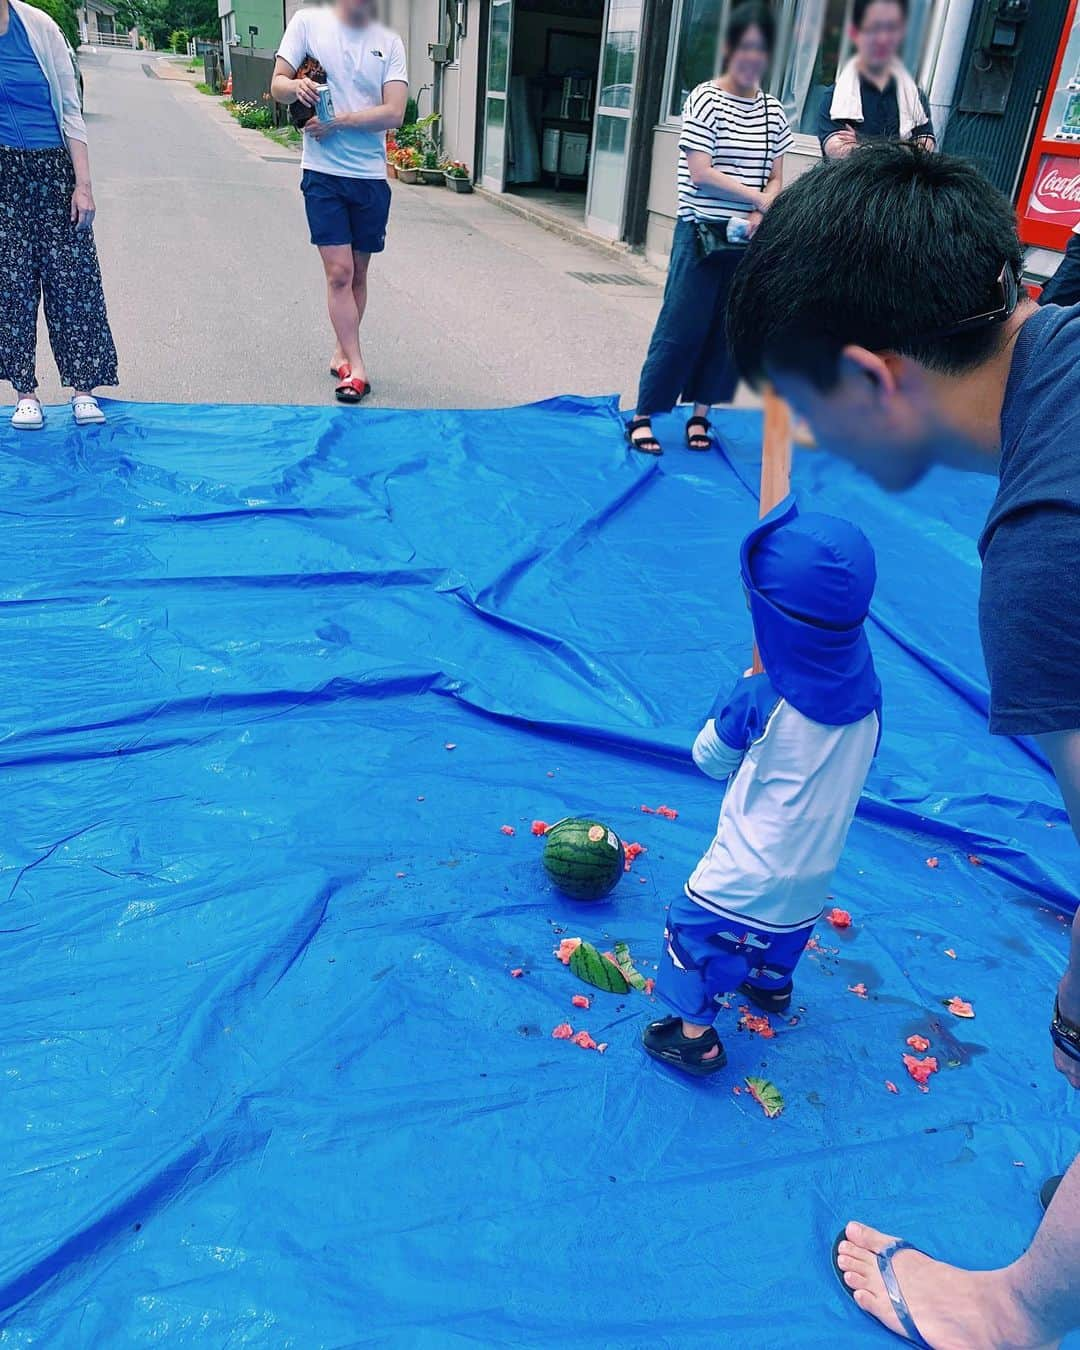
[1017,0,1080,286]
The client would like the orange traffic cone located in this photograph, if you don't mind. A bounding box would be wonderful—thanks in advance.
[223,74,232,96]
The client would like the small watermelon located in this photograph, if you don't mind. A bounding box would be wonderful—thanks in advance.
[542,818,625,901]
[569,940,630,994]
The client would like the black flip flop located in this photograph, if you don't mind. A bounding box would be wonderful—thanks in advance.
[641,1015,727,1077]
[1040,1174,1064,1212]
[738,979,793,1015]
[832,1229,932,1348]
[626,415,662,456]
[685,416,714,451]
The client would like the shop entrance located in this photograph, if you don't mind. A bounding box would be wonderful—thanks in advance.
[480,0,645,240]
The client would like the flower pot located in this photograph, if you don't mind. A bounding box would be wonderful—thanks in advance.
[419,167,445,185]
[444,174,473,193]
[387,163,398,180]
[397,167,419,184]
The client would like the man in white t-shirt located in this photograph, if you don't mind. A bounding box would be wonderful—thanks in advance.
[272,0,408,403]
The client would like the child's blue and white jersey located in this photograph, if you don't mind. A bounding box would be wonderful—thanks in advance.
[686,673,877,933]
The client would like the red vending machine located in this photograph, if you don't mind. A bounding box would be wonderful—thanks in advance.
[1018,0,1080,285]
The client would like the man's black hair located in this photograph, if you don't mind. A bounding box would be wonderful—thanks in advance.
[723,2,776,61]
[852,0,908,27]
[727,144,1024,388]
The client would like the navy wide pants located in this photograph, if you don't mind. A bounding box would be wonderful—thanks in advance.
[635,217,743,416]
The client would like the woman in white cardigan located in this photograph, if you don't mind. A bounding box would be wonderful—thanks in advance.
[0,0,118,428]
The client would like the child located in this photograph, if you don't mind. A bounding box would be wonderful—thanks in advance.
[643,498,881,1076]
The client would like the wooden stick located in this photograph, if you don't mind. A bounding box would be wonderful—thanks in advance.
[751,388,794,674]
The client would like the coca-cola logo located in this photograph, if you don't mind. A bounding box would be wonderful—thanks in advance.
[1029,155,1080,222]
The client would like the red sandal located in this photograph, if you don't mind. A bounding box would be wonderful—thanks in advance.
[335,376,372,404]
[330,361,351,380]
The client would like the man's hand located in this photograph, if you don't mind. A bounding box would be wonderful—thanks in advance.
[71,183,95,231]
[303,115,341,140]
[293,75,320,108]
[825,129,858,159]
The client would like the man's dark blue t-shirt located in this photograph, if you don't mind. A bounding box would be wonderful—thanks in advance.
[979,303,1080,736]
[817,76,934,152]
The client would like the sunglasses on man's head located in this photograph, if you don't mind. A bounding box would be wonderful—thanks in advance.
[915,263,1020,343]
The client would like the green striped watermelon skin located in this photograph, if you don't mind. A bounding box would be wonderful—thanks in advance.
[569,940,630,993]
[542,818,624,900]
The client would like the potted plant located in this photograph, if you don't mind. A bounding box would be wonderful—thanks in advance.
[443,160,472,193]
[394,146,421,184]
[419,143,445,185]
[386,132,398,179]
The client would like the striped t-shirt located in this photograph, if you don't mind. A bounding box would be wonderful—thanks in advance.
[677,82,792,224]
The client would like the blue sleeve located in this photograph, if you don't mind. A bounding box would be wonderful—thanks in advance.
[816,85,847,151]
[694,675,780,779]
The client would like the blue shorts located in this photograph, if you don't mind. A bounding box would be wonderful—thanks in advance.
[656,891,816,1024]
[301,170,391,252]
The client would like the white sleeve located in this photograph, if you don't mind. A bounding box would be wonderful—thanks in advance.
[384,34,408,86]
[276,12,307,70]
[691,719,744,780]
[47,21,86,142]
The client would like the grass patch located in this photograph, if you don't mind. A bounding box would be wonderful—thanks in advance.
[195,82,215,95]
[262,123,303,149]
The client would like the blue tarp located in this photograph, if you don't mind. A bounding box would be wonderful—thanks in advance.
[0,395,1075,1347]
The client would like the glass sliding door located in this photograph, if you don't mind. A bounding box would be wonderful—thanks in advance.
[586,0,644,238]
[481,0,514,191]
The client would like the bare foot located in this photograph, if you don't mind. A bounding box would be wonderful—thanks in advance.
[836,1222,1052,1350]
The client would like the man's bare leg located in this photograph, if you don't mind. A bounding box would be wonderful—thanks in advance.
[836,1157,1080,1347]
[319,244,366,384]
[329,249,372,380]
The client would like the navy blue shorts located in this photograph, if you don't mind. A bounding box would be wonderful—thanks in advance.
[301,170,391,252]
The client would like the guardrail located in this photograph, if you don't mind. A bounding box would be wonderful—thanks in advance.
[80,31,136,48]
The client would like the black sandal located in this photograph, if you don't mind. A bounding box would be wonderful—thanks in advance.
[738,979,793,1015]
[626,415,662,456]
[685,416,714,451]
[335,376,372,405]
[642,1015,727,1077]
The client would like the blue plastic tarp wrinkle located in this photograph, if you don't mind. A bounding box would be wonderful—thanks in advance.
[0,396,1075,1348]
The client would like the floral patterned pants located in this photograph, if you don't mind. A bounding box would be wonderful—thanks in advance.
[0,146,118,393]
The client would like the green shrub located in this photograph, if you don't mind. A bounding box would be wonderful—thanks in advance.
[404,96,418,126]
[25,0,80,49]
[233,99,272,130]
[169,28,189,53]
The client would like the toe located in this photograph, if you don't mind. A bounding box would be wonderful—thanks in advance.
[853,1286,904,1336]
[845,1220,900,1254]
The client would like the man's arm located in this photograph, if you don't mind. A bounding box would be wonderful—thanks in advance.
[817,85,857,159]
[338,80,408,132]
[271,56,319,109]
[910,90,936,151]
[303,80,407,142]
[1036,728,1080,1088]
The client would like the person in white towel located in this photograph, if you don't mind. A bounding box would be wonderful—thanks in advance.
[817,0,934,160]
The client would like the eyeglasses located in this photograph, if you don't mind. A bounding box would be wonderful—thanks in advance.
[914,262,1020,343]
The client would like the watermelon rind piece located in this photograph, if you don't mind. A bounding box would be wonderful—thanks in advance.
[569,940,630,994]
[745,1076,785,1118]
[612,940,650,993]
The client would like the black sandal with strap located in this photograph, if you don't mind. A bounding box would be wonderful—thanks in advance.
[626,415,662,456]
[685,416,714,452]
[642,1015,727,1077]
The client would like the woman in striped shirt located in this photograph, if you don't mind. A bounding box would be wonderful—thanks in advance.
[628,3,791,455]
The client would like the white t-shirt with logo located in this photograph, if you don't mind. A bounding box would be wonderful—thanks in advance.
[277,9,408,180]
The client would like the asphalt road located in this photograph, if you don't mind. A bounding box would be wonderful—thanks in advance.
[32,49,668,409]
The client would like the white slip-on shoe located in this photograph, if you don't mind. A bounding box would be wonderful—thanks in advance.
[71,394,106,426]
[11,397,44,430]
